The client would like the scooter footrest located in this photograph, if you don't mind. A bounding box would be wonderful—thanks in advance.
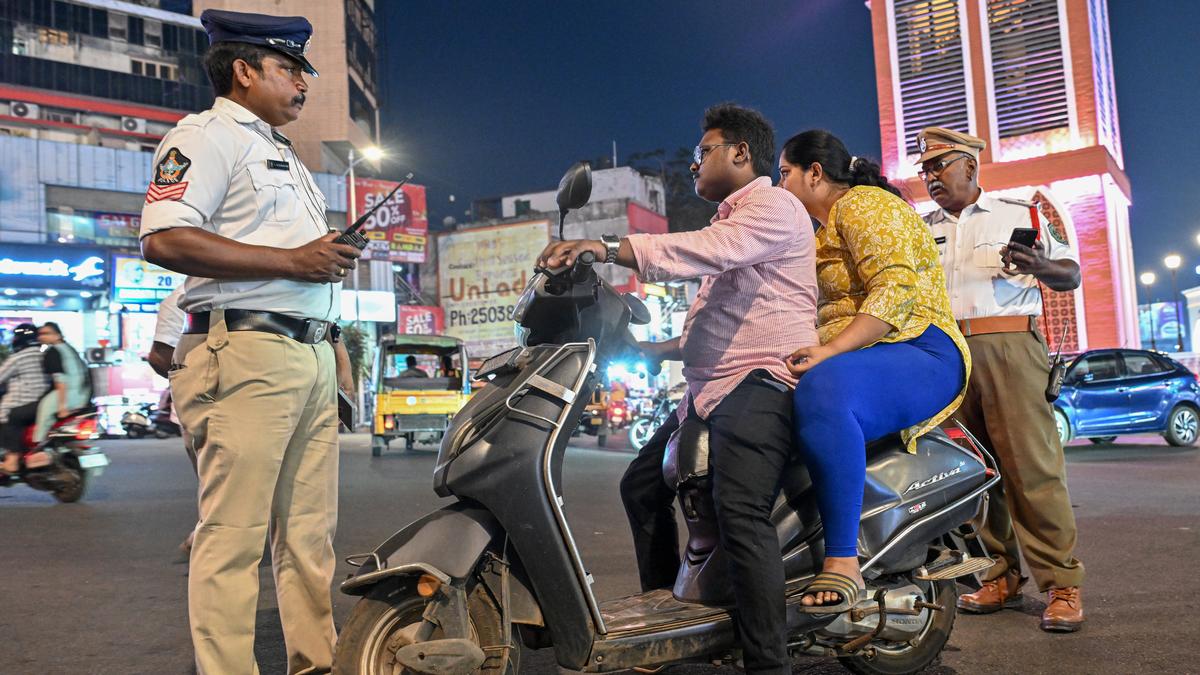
[914,556,995,581]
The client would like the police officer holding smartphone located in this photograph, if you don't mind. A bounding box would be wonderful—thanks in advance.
[139,10,358,674]
[918,127,1086,634]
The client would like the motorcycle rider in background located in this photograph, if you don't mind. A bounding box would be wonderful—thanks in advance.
[33,322,92,443]
[0,324,51,475]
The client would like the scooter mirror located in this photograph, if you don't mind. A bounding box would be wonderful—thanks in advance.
[555,162,592,239]
[623,292,651,325]
[556,161,592,212]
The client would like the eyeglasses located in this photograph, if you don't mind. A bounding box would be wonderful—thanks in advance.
[917,154,968,181]
[693,143,738,166]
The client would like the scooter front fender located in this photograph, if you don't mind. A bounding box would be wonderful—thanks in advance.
[339,501,504,596]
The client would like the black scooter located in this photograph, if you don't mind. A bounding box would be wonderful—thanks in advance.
[335,164,1001,675]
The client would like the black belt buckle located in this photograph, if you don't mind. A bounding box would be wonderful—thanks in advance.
[302,319,328,344]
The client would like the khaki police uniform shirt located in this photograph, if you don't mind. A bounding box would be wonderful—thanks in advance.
[924,190,1078,321]
[139,97,340,322]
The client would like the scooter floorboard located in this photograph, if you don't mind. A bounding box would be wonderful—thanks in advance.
[600,589,728,634]
[599,577,817,636]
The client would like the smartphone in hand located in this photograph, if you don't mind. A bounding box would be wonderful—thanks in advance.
[1008,227,1039,249]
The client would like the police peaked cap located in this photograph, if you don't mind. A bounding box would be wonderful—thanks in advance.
[200,9,319,77]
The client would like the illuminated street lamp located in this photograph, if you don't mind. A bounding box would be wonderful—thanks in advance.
[1164,254,1184,351]
[1195,232,1200,247]
[1140,271,1158,351]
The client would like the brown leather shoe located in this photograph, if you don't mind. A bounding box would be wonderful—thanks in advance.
[1040,586,1084,632]
[957,571,1023,613]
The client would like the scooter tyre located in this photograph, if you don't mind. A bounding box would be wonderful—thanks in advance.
[51,456,88,504]
[837,578,956,675]
[333,577,519,675]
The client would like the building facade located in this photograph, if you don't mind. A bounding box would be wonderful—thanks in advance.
[0,0,371,379]
[870,0,1136,350]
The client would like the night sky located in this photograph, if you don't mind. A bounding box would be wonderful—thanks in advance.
[376,1,1200,301]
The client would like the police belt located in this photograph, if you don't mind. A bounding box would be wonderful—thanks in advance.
[184,309,332,345]
[956,315,1036,337]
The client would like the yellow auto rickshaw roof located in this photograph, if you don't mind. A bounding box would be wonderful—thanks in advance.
[381,334,465,352]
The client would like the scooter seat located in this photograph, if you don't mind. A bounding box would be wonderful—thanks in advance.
[865,432,904,457]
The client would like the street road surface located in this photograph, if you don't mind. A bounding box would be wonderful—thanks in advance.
[0,434,1196,674]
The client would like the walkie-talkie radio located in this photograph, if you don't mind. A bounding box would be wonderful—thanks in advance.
[334,172,415,250]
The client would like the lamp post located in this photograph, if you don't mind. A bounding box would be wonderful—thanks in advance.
[344,146,385,325]
[1140,271,1158,351]
[1164,254,1184,352]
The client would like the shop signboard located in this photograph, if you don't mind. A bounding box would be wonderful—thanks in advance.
[437,220,549,356]
[397,305,444,335]
[0,294,90,312]
[350,177,428,263]
[112,255,185,305]
[0,244,108,290]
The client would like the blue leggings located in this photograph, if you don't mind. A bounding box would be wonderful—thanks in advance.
[793,325,965,558]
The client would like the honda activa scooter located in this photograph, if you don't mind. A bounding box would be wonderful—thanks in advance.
[335,163,1002,675]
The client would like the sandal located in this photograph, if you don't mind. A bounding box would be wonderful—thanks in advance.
[799,571,865,614]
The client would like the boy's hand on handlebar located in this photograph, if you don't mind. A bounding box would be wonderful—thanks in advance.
[537,240,606,269]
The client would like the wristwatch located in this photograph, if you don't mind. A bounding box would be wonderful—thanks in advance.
[601,234,621,264]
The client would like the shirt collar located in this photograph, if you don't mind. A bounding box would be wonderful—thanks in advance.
[929,187,991,223]
[715,176,772,220]
[965,188,993,215]
[213,97,272,135]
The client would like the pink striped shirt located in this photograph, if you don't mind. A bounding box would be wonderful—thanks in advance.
[626,176,818,420]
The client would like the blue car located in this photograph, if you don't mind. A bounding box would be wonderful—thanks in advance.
[1054,349,1200,446]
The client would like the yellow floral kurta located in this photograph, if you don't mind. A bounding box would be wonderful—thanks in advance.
[815,186,971,450]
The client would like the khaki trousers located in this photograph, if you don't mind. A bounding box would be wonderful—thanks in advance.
[171,311,339,675]
[952,328,1085,592]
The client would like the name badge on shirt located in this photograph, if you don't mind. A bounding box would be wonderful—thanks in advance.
[934,236,947,244]
[266,159,290,171]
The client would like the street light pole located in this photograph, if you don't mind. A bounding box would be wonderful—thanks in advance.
[1164,254,1184,352]
[347,147,361,327]
[1140,271,1158,351]
[1170,268,1184,352]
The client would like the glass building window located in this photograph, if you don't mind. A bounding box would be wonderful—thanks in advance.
[144,19,162,48]
[108,12,127,42]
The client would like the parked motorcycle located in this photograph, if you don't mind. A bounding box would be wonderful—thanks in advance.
[0,409,108,503]
[627,385,682,449]
[334,163,1001,675]
[121,401,180,439]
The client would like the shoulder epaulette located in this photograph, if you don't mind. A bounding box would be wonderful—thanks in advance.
[997,196,1035,208]
[176,110,219,129]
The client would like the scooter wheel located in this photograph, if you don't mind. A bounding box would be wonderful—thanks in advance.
[333,578,519,675]
[836,577,957,675]
[51,456,89,504]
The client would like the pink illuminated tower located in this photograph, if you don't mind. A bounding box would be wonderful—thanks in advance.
[870,0,1136,350]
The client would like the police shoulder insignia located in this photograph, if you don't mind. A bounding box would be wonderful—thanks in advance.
[997,196,1035,208]
[1047,223,1068,245]
[154,147,192,186]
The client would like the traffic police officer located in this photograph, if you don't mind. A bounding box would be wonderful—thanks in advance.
[918,127,1086,633]
[139,10,359,674]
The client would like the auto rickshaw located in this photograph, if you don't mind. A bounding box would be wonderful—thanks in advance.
[371,335,470,456]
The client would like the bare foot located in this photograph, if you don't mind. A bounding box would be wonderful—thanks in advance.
[801,556,864,606]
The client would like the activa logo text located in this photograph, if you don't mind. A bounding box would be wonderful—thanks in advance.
[903,462,965,494]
